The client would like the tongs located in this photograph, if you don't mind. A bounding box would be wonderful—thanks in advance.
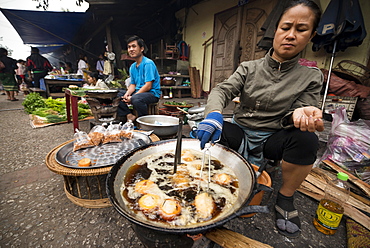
[197,142,212,193]
[173,118,183,174]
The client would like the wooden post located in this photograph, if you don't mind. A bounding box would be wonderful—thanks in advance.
[189,67,202,98]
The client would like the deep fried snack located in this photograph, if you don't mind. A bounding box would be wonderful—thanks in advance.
[213,173,233,185]
[88,132,105,146]
[194,192,215,220]
[73,139,94,151]
[134,180,156,194]
[120,130,133,139]
[181,150,195,162]
[159,199,182,220]
[102,133,121,144]
[138,194,161,212]
[171,172,190,189]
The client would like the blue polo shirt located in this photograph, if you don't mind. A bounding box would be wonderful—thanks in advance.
[129,56,161,98]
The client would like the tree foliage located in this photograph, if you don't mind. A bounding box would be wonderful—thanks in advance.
[32,0,85,10]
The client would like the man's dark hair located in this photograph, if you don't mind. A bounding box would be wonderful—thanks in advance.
[127,35,145,48]
[31,47,40,53]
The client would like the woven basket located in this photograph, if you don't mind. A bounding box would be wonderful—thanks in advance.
[334,60,370,87]
[159,107,184,117]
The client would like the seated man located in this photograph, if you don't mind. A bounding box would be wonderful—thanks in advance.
[117,35,161,122]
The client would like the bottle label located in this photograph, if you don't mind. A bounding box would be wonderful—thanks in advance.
[315,203,343,230]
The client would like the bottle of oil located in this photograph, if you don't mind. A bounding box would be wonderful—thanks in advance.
[313,172,349,235]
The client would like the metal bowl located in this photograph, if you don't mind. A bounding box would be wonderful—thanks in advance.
[136,115,179,137]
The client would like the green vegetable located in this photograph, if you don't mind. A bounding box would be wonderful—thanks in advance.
[26,94,92,123]
[44,97,66,113]
[46,115,67,123]
[22,93,47,114]
[32,108,59,117]
[164,101,192,106]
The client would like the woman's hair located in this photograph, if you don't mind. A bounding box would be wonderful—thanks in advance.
[276,0,322,34]
[89,71,100,80]
[127,35,145,48]
[0,48,8,56]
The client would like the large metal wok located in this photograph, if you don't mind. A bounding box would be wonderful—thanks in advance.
[106,139,270,236]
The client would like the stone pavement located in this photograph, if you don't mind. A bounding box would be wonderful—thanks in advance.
[0,92,347,247]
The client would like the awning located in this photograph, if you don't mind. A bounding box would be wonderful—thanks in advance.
[1,8,91,49]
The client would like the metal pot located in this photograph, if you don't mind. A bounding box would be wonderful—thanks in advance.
[106,139,269,237]
[136,115,179,137]
[188,105,205,114]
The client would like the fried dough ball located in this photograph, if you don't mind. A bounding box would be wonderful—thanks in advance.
[171,172,190,188]
[181,150,195,162]
[194,192,215,220]
[138,194,161,212]
[134,180,156,194]
[159,199,182,220]
[213,173,233,185]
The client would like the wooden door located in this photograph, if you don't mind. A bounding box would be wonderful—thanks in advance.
[210,6,242,91]
[210,0,277,90]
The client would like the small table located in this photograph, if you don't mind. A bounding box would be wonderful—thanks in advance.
[46,133,160,208]
[46,140,112,208]
[44,78,83,98]
[65,89,80,132]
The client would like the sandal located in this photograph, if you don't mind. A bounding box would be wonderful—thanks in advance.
[275,205,301,238]
[10,99,19,101]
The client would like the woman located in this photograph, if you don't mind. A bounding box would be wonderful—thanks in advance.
[86,71,109,89]
[77,54,89,79]
[197,0,323,238]
[0,48,19,101]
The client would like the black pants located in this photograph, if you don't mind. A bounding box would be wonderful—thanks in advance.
[220,122,319,165]
[117,90,159,117]
[32,71,48,88]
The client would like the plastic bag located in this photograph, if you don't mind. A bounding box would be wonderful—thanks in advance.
[319,107,370,183]
[88,124,106,146]
[73,129,95,151]
[120,120,134,139]
[20,81,28,92]
[102,122,122,144]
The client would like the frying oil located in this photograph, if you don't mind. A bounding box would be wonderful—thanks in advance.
[313,172,350,235]
[121,149,239,226]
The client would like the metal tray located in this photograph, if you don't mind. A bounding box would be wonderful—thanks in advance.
[55,132,151,169]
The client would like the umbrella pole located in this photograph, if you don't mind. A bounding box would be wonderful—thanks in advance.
[321,40,338,112]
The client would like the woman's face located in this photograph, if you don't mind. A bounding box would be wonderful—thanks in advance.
[272,5,316,62]
[87,75,97,85]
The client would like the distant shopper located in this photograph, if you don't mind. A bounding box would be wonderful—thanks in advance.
[96,54,105,75]
[77,54,89,80]
[117,35,161,122]
[65,62,74,74]
[0,48,19,101]
[16,59,26,92]
[26,47,52,88]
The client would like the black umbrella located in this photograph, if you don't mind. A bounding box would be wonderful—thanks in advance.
[311,0,367,111]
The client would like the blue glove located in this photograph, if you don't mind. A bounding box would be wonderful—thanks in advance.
[197,112,223,149]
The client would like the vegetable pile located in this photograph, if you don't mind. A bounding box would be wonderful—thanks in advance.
[164,101,193,107]
[22,92,92,123]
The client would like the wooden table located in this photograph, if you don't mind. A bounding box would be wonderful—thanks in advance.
[44,78,84,98]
